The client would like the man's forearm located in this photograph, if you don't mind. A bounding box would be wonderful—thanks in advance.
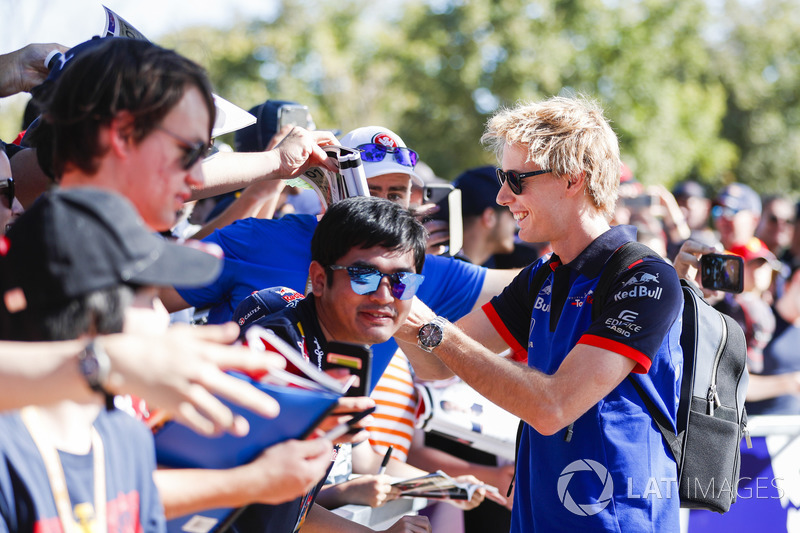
[0,340,95,410]
[155,468,253,519]
[194,151,282,200]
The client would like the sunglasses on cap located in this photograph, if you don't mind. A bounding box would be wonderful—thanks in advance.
[328,265,425,300]
[496,168,552,195]
[356,143,418,168]
[0,177,14,208]
[157,126,213,171]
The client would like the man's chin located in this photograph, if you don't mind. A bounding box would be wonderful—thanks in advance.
[358,326,398,346]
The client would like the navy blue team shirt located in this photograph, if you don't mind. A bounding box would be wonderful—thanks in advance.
[484,225,684,532]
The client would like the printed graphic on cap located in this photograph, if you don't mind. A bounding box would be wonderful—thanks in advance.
[373,132,398,148]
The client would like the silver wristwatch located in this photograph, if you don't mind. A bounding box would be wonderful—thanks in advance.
[418,316,447,352]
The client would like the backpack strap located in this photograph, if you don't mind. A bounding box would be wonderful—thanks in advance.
[590,241,684,464]
[591,241,662,322]
[628,375,683,465]
[507,419,525,497]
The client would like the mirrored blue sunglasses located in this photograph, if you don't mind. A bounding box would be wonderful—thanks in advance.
[356,143,418,168]
[328,265,425,300]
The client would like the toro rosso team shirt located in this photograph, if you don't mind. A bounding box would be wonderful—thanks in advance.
[484,225,683,532]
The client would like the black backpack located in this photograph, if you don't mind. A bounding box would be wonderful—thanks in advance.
[521,241,751,514]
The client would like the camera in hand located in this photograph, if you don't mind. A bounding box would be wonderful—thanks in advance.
[699,253,744,293]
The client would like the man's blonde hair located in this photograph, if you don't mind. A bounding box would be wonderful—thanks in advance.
[481,95,620,218]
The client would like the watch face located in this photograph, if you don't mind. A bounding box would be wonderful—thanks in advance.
[80,356,100,378]
[419,323,443,348]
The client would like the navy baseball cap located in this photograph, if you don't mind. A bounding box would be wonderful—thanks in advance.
[715,183,761,216]
[672,180,707,199]
[233,286,305,329]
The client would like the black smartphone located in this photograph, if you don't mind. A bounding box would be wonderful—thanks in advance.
[323,341,373,397]
[322,406,377,440]
[423,184,454,205]
[700,253,744,293]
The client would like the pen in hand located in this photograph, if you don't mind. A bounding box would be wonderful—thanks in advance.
[378,445,393,475]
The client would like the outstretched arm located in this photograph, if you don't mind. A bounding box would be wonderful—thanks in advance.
[155,437,333,518]
[193,128,338,199]
[0,323,285,436]
[396,300,635,435]
[0,43,67,97]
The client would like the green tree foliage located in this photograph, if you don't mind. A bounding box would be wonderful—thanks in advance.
[713,0,800,194]
[13,0,792,195]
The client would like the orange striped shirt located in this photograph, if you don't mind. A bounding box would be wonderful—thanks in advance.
[367,351,418,461]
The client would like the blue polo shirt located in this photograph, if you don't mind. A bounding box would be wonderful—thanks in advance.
[176,214,487,384]
[485,225,683,532]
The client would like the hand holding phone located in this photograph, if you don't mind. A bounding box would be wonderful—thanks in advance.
[278,104,311,130]
[423,184,454,205]
[323,341,373,397]
[700,253,744,293]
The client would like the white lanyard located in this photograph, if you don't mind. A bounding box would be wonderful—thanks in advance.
[20,406,107,533]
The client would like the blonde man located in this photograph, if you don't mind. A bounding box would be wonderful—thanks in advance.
[396,95,684,532]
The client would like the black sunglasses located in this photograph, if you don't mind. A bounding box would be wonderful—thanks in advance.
[0,177,14,208]
[496,168,552,195]
[157,126,212,170]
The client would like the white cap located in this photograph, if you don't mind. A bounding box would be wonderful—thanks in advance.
[339,126,423,187]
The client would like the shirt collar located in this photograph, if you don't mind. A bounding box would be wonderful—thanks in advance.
[557,225,638,278]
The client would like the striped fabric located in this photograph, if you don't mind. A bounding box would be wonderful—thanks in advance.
[367,351,418,462]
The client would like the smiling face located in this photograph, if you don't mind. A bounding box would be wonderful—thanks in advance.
[495,143,568,245]
[121,85,210,231]
[310,244,416,345]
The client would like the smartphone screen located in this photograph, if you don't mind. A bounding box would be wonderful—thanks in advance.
[278,105,310,130]
[323,341,373,397]
[700,253,744,293]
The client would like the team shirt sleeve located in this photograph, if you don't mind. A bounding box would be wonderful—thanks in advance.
[482,261,542,360]
[578,257,683,373]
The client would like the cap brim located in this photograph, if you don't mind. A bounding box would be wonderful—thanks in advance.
[129,239,223,289]
[212,94,257,138]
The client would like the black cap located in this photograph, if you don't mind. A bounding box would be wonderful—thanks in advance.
[1,188,222,311]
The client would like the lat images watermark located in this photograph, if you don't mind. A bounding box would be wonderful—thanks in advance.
[627,477,784,501]
[558,459,785,517]
[557,459,614,516]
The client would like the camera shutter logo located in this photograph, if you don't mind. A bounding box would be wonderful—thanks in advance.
[557,459,614,516]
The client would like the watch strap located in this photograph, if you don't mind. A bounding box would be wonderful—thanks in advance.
[79,340,115,410]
